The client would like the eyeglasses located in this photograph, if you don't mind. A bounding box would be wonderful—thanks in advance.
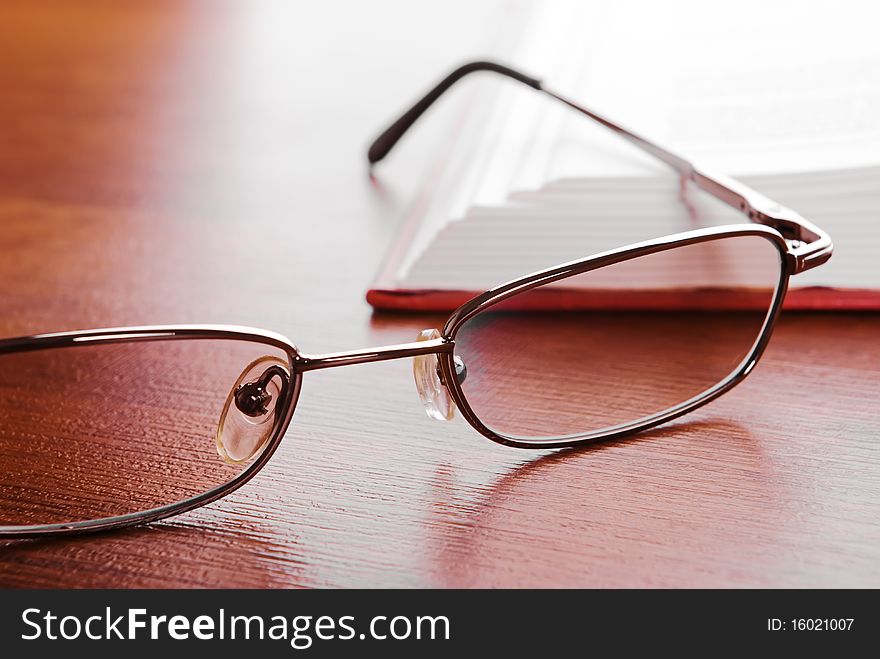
[0,61,832,538]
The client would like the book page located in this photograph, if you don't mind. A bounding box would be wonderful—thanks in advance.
[377,0,880,307]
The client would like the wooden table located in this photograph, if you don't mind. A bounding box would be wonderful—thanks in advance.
[0,0,878,588]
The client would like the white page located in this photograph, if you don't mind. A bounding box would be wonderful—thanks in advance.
[391,0,880,298]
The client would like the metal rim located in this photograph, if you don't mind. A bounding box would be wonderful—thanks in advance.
[0,325,302,539]
[440,226,793,448]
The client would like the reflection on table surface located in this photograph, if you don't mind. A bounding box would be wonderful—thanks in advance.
[1,312,878,587]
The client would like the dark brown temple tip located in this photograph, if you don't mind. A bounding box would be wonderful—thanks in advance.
[367,60,542,166]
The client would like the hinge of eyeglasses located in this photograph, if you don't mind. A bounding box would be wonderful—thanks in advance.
[745,203,818,260]
[746,206,802,240]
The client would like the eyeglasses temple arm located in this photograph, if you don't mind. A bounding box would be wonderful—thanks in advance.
[368,60,832,273]
[367,61,542,165]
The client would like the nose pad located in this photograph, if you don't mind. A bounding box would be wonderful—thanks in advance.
[413,328,455,421]
[216,356,290,464]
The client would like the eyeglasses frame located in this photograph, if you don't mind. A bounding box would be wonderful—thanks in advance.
[0,60,831,537]
[439,224,791,448]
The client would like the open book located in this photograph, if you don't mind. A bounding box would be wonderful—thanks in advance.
[367,0,880,311]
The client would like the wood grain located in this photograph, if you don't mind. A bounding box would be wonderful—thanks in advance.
[0,0,878,588]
